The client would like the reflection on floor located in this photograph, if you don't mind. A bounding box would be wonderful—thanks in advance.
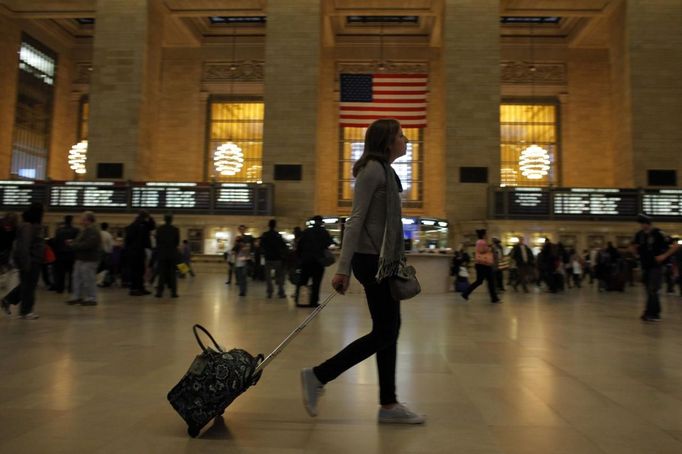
[1,271,681,454]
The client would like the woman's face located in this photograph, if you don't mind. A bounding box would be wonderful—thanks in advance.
[388,127,408,162]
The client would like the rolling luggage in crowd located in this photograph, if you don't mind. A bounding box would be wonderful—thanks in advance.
[167,293,336,438]
[606,260,626,292]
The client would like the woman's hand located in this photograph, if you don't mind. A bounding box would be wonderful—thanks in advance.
[332,274,350,294]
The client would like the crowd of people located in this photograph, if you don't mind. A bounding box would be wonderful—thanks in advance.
[0,204,340,319]
[0,208,198,319]
[453,216,681,321]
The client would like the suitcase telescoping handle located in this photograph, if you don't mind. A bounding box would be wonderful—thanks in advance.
[193,324,224,353]
[254,292,337,374]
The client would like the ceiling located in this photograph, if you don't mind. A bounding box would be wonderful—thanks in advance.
[0,0,618,47]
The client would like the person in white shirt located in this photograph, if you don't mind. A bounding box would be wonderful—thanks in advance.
[98,222,114,287]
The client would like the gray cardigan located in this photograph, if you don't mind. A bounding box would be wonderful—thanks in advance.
[70,224,102,262]
[337,160,388,276]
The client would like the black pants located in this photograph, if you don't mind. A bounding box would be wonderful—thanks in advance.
[5,265,41,315]
[296,261,324,306]
[156,258,177,296]
[495,269,505,291]
[463,264,498,302]
[642,267,662,317]
[313,254,400,405]
[130,253,146,291]
[53,258,74,292]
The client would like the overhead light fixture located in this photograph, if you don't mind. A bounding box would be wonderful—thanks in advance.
[68,140,88,174]
[214,142,244,176]
[519,144,550,179]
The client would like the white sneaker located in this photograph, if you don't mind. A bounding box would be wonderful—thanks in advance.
[300,368,324,417]
[19,313,39,320]
[378,403,426,424]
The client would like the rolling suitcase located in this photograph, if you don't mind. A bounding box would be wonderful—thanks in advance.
[168,293,336,437]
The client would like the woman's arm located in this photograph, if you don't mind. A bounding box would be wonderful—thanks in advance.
[336,161,384,277]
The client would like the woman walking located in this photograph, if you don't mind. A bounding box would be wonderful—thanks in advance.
[300,119,425,424]
[461,229,501,303]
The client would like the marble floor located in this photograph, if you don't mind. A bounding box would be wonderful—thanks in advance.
[1,270,682,454]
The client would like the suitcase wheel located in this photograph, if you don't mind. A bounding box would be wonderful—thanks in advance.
[188,426,200,438]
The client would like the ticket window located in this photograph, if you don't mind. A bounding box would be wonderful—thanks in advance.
[419,219,449,250]
[187,228,203,254]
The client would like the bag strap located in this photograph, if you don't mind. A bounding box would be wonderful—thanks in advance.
[193,324,224,353]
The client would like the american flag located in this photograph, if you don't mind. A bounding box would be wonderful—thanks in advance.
[339,73,428,128]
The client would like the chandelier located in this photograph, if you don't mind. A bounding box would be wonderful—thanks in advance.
[214,142,244,176]
[68,140,88,174]
[519,144,550,179]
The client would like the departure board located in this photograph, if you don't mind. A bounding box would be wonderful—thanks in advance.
[49,182,128,209]
[131,183,211,210]
[642,190,682,217]
[553,189,639,217]
[0,181,47,207]
[214,184,255,211]
[507,188,550,215]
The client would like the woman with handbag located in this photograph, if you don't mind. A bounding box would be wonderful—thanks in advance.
[461,229,501,303]
[300,119,425,424]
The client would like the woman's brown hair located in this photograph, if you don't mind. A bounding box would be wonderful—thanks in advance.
[351,119,400,177]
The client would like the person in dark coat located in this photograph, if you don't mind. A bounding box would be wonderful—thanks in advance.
[52,215,79,293]
[125,211,155,296]
[510,236,535,293]
[1,203,44,319]
[295,215,333,307]
[0,212,18,272]
[260,219,288,299]
[155,213,180,298]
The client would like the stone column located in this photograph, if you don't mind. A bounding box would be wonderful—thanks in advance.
[625,0,682,187]
[443,0,500,224]
[263,0,320,221]
[0,12,20,178]
[87,0,164,180]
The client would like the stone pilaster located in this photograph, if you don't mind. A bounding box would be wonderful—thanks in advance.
[626,0,682,187]
[263,0,320,222]
[0,12,20,178]
[443,0,500,224]
[87,0,165,180]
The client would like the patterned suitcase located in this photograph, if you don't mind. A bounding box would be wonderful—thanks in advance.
[167,325,263,437]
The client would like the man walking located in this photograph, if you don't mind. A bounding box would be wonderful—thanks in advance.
[511,236,534,293]
[66,211,102,306]
[260,219,288,299]
[155,214,180,298]
[125,211,155,296]
[53,215,79,294]
[631,214,679,322]
[295,216,333,307]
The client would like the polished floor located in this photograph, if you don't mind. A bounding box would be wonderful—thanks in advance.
[1,269,682,454]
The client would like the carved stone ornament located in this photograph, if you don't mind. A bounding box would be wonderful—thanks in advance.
[74,62,92,84]
[501,61,566,85]
[336,61,429,78]
[203,60,264,82]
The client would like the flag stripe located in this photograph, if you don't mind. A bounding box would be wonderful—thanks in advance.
[340,73,428,128]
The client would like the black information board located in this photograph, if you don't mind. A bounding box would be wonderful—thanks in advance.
[214,184,255,211]
[0,181,47,207]
[49,182,128,209]
[507,188,550,216]
[131,183,211,210]
[553,189,639,217]
[642,190,682,217]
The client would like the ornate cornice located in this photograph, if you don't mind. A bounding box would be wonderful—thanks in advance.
[501,61,566,85]
[336,61,429,78]
[203,60,264,82]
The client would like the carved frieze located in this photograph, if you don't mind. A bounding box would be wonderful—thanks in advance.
[203,60,264,82]
[336,61,429,78]
[501,61,566,85]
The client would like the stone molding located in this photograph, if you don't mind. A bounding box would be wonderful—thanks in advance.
[336,61,429,78]
[202,60,264,82]
[501,61,566,85]
[74,62,92,84]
